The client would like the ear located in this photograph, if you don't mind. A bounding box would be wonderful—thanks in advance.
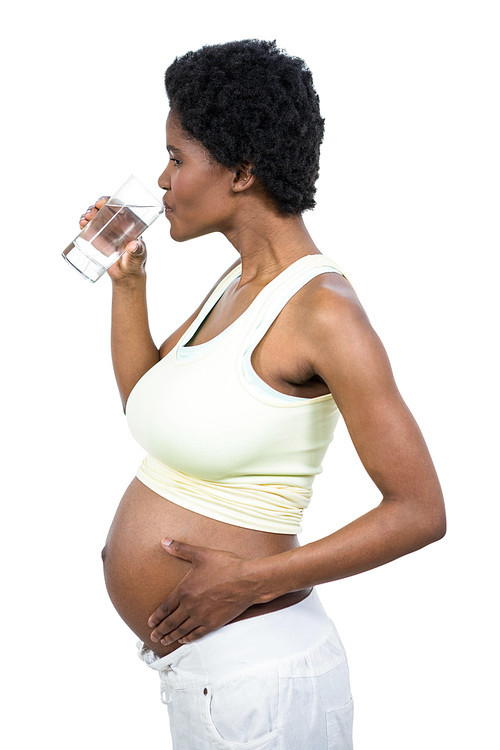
[232,161,256,193]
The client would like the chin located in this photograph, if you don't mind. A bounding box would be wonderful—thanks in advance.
[169,227,191,242]
[169,222,211,243]
[168,220,187,242]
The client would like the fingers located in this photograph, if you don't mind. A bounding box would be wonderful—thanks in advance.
[161,623,209,647]
[160,539,205,563]
[151,613,192,645]
[149,597,184,642]
[152,617,210,646]
[118,237,147,272]
[177,627,209,645]
[150,612,209,646]
[124,237,145,255]
[79,195,110,229]
[148,591,181,629]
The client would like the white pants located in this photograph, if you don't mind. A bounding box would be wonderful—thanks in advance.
[138,588,354,749]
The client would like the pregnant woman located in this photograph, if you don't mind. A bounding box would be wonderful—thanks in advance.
[84,40,446,749]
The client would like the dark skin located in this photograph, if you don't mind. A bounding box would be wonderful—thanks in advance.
[86,113,446,649]
[147,275,446,645]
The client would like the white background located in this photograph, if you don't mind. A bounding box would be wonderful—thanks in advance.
[1,1,498,747]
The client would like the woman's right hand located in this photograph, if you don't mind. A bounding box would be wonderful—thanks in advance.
[79,196,148,284]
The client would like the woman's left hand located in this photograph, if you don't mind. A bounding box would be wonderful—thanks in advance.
[147,539,261,646]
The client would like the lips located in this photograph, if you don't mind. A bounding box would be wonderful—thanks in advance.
[162,198,173,213]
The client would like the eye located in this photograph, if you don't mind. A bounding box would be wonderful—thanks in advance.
[170,157,181,167]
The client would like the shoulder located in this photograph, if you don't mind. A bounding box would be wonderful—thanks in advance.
[297,268,371,338]
[295,269,395,397]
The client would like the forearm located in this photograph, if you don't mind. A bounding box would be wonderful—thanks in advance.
[111,276,160,411]
[248,498,446,603]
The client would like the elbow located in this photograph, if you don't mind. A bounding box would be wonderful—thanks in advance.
[434,507,447,540]
[402,507,446,555]
[435,496,447,539]
[408,476,447,546]
[421,493,447,545]
[431,485,447,541]
[428,514,447,543]
[385,489,447,549]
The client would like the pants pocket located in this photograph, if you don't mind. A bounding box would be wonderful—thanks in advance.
[326,698,354,749]
[203,666,280,748]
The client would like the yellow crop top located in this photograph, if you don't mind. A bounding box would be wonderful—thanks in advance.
[125,254,345,534]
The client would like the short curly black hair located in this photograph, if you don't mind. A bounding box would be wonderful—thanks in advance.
[164,39,324,215]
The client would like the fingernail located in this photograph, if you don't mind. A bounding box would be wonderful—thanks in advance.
[162,538,173,547]
[129,240,138,252]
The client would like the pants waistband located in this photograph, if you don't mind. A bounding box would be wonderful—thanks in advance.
[137,588,340,686]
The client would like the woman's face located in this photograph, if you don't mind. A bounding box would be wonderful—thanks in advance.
[158,113,237,242]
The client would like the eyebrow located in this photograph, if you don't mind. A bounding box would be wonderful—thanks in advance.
[167,144,182,154]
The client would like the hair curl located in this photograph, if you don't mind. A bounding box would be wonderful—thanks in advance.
[164,39,324,215]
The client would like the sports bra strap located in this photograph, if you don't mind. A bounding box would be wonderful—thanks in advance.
[179,264,241,350]
[241,255,345,358]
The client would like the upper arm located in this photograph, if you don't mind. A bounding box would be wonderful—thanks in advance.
[304,279,445,530]
[158,258,241,359]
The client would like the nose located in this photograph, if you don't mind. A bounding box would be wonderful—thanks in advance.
[158,165,171,191]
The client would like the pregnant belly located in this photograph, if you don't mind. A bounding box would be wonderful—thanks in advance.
[102,477,305,658]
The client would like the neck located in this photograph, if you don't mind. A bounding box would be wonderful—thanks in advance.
[223,202,321,287]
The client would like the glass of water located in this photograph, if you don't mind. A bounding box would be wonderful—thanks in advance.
[62,175,164,282]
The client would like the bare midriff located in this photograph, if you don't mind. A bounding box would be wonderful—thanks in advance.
[102,476,311,658]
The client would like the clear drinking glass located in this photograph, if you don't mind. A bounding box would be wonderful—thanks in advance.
[62,174,164,282]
